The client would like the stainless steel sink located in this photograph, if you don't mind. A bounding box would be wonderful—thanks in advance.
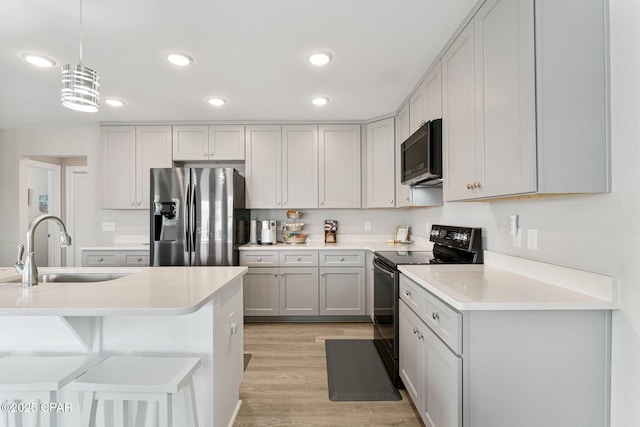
[2,272,131,283]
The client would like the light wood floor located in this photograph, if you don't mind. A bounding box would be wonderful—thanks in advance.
[234,322,424,427]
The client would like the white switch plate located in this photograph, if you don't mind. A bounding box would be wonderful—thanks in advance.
[512,228,522,248]
[364,221,371,231]
[527,229,538,250]
[102,222,115,232]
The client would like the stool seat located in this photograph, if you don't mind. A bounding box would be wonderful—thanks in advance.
[71,356,201,394]
[0,356,97,392]
[70,356,201,427]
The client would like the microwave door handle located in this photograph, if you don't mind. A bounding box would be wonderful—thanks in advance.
[373,258,395,277]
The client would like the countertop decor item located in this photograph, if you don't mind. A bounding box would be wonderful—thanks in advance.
[284,223,304,232]
[393,226,410,243]
[286,210,302,219]
[324,220,338,243]
[283,232,307,244]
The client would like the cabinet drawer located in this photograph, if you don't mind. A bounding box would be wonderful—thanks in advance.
[422,292,462,355]
[279,251,318,266]
[399,274,425,315]
[240,251,279,267]
[122,253,150,266]
[319,250,365,267]
[82,253,118,267]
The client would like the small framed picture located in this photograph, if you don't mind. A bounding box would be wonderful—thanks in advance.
[394,226,410,243]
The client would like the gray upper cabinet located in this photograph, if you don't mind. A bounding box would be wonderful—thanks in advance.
[395,103,412,208]
[172,125,245,161]
[245,125,318,209]
[365,118,396,208]
[443,0,609,201]
[318,125,362,208]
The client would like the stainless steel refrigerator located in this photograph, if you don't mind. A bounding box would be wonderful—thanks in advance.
[150,167,249,266]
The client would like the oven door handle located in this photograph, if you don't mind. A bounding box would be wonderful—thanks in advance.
[373,258,395,277]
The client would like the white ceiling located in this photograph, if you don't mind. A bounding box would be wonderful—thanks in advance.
[0,0,476,128]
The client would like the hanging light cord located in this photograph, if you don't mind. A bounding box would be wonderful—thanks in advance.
[79,0,84,66]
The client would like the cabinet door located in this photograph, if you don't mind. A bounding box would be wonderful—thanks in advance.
[102,126,136,209]
[172,125,209,161]
[243,268,280,316]
[474,0,536,198]
[245,125,282,208]
[282,125,318,208]
[409,80,427,134]
[425,61,443,121]
[442,22,477,201]
[399,301,423,406]
[136,126,172,209]
[366,118,395,208]
[318,125,361,208]
[395,103,412,207]
[423,324,462,427]
[209,125,245,160]
[279,267,319,315]
[319,267,365,316]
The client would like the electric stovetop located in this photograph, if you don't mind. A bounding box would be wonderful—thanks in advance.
[375,251,434,268]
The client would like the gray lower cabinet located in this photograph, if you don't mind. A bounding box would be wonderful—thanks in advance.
[319,267,365,316]
[399,273,611,427]
[243,267,280,316]
[81,250,149,267]
[280,267,319,315]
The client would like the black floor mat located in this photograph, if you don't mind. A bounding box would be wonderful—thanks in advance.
[325,339,401,402]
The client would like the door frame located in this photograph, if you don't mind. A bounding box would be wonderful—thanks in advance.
[65,166,88,266]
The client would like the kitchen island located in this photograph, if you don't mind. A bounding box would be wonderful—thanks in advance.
[0,266,247,427]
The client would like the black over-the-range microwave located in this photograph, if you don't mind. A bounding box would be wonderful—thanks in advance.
[400,118,442,186]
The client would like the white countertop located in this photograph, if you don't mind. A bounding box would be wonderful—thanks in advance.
[399,251,619,311]
[0,266,247,316]
[79,245,150,251]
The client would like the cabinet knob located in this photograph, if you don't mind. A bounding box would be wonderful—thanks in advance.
[432,312,440,321]
[389,200,394,204]
[466,183,473,190]
[340,257,345,261]
[473,181,481,189]
[280,272,284,276]
[417,332,424,340]
[98,257,104,262]
[130,202,135,206]
[405,197,410,202]
[296,257,301,261]
[320,201,324,205]
[209,152,214,156]
[273,273,278,277]
[203,153,208,157]
[405,290,412,297]
[257,257,262,261]
[320,272,325,277]
[136,201,141,206]
[137,257,142,262]
[413,327,418,334]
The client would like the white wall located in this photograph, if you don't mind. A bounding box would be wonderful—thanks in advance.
[405,1,640,424]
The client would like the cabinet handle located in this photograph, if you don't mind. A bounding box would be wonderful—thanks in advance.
[432,312,440,321]
[98,257,104,262]
[413,327,418,334]
[417,331,424,340]
[296,257,301,261]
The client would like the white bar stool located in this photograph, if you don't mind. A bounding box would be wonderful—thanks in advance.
[0,355,98,427]
[70,356,201,427]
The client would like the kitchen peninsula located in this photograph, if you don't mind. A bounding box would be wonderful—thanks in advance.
[0,266,247,427]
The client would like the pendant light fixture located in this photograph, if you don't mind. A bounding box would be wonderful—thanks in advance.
[61,0,100,112]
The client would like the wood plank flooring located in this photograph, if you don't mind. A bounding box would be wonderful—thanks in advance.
[234,322,424,427]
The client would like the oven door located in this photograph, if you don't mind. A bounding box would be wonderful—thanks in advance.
[373,257,397,353]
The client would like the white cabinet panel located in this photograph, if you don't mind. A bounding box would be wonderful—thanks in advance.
[395,103,412,207]
[318,125,361,208]
[245,125,282,208]
[243,267,280,316]
[173,125,245,161]
[282,125,318,208]
[136,126,172,209]
[319,267,365,316]
[365,118,395,208]
[172,126,208,161]
[280,267,319,315]
[209,125,245,160]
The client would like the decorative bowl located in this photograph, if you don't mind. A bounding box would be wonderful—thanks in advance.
[285,222,304,232]
[283,232,307,244]
[286,210,302,219]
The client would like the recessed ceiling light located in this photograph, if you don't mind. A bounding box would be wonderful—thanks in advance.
[166,52,193,66]
[20,52,57,68]
[207,97,227,106]
[308,51,333,66]
[104,98,126,107]
[312,97,329,106]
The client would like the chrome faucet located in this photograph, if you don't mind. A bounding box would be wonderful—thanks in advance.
[14,214,72,287]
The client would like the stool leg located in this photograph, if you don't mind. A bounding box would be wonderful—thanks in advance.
[113,400,129,427]
[7,401,16,427]
[80,392,97,427]
[133,401,147,427]
[158,394,172,427]
[184,378,199,427]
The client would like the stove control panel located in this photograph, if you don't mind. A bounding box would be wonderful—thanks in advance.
[429,224,480,251]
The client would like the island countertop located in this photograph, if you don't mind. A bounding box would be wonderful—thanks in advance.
[0,266,247,316]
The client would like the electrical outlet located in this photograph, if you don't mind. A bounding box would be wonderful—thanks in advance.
[364,221,371,231]
[102,222,115,232]
[527,229,538,250]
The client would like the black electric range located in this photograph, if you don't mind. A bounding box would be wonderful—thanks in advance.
[373,224,483,387]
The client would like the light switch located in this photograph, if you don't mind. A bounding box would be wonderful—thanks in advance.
[102,222,115,232]
[527,229,538,250]
[364,221,371,231]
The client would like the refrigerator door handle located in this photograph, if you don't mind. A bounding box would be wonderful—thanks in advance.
[190,180,197,266]
[185,175,191,257]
